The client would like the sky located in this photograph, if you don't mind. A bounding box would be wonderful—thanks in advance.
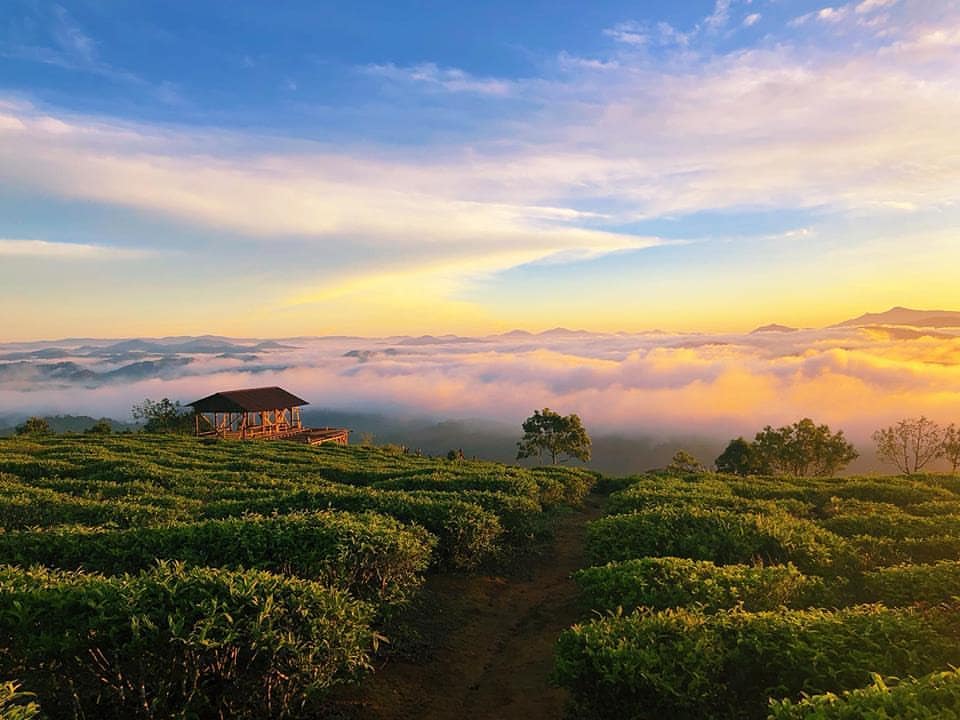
[1,0,959,341]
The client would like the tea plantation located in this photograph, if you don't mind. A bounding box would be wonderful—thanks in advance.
[0,434,594,719]
[557,472,960,719]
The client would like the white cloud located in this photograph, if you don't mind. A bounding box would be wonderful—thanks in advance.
[856,0,898,13]
[603,21,649,46]
[0,238,155,260]
[364,62,514,96]
[743,13,762,27]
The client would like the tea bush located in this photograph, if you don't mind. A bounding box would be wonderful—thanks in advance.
[0,563,375,719]
[203,486,502,569]
[0,682,39,720]
[769,669,960,719]
[555,603,960,720]
[585,506,853,575]
[575,557,834,613]
[0,510,435,605]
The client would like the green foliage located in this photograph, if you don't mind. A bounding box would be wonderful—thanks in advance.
[555,603,960,720]
[0,562,375,719]
[575,557,832,614]
[84,418,113,435]
[203,485,502,570]
[0,510,435,606]
[665,450,706,475]
[12,418,49,437]
[131,397,194,434]
[516,407,592,465]
[769,669,960,720]
[858,560,960,606]
[0,682,39,720]
[715,437,762,475]
[585,505,853,575]
[753,419,859,477]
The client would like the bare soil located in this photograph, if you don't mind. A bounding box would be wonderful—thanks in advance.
[334,494,605,720]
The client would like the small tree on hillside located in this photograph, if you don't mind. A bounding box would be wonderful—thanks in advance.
[516,408,591,465]
[14,417,51,436]
[944,424,960,475]
[131,398,193,434]
[85,419,113,435]
[665,450,706,475]
[753,419,858,477]
[874,417,945,475]
[715,437,761,476]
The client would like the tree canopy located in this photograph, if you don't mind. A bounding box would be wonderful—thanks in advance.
[715,420,858,477]
[14,417,51,436]
[131,399,194,434]
[516,408,592,465]
[873,417,945,475]
[665,450,706,476]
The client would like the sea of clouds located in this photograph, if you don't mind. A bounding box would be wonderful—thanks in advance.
[3,324,960,459]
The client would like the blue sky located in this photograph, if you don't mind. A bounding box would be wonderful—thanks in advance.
[1,0,959,339]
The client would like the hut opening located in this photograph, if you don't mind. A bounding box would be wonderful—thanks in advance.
[187,386,349,445]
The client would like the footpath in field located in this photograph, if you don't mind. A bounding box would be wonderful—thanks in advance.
[340,493,606,720]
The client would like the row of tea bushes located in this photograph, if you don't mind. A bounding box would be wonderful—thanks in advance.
[558,471,960,720]
[584,506,855,575]
[202,485,502,569]
[0,510,434,605]
[769,669,960,719]
[574,557,832,613]
[575,556,960,613]
[555,603,960,720]
[0,563,375,719]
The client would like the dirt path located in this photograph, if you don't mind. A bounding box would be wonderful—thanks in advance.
[338,494,605,720]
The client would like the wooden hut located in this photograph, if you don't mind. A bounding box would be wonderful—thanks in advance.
[187,386,349,445]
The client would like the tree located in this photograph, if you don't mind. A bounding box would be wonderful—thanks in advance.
[516,408,591,465]
[944,424,960,475]
[874,417,945,475]
[753,419,858,477]
[14,417,51,436]
[715,437,760,476]
[131,398,193,434]
[85,419,113,435]
[665,450,706,475]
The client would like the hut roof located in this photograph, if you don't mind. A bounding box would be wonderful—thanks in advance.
[187,386,309,413]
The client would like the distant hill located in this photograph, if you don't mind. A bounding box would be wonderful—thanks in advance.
[750,324,798,334]
[833,307,960,328]
[0,415,136,437]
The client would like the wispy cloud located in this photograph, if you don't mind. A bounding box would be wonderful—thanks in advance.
[0,238,156,260]
[363,62,514,96]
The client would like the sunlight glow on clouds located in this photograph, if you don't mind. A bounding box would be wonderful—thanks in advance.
[0,0,958,338]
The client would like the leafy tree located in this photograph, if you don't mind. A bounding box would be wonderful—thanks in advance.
[665,450,706,475]
[944,424,960,475]
[14,417,51,436]
[131,398,193,434]
[85,419,113,435]
[753,418,858,477]
[874,417,945,475]
[715,437,761,476]
[516,408,592,465]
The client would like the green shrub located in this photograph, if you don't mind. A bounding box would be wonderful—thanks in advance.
[859,560,960,607]
[0,563,374,719]
[0,486,185,529]
[575,557,833,613]
[585,506,853,575]
[821,510,960,539]
[769,669,960,719]
[555,603,960,720]
[850,534,960,566]
[0,510,434,605]
[203,486,502,570]
[0,682,39,720]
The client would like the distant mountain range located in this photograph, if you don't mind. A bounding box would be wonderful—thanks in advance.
[833,307,960,328]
